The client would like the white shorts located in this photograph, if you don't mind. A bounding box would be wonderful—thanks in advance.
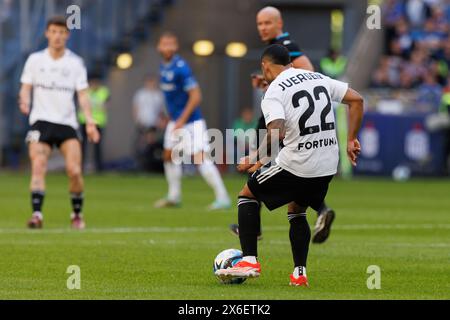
[164,119,209,156]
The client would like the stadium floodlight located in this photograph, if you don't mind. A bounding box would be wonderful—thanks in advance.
[225,42,247,58]
[116,53,133,70]
[193,40,215,56]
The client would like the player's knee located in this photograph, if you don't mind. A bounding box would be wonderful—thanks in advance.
[238,184,255,198]
[30,174,45,187]
[193,152,204,165]
[163,150,172,162]
[288,202,307,214]
[66,164,82,179]
[31,158,47,177]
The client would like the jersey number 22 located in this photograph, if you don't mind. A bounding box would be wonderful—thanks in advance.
[292,86,335,136]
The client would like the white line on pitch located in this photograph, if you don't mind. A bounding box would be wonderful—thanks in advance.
[0,224,449,235]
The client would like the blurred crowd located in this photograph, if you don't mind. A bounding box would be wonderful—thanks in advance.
[372,0,450,109]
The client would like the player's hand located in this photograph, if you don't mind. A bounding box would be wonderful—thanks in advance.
[347,139,361,167]
[251,74,268,90]
[247,161,264,174]
[19,102,30,115]
[174,119,186,130]
[237,156,254,173]
[86,122,101,144]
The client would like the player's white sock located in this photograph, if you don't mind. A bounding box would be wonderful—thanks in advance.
[32,211,43,219]
[198,160,230,203]
[293,266,307,278]
[242,256,258,264]
[164,162,182,202]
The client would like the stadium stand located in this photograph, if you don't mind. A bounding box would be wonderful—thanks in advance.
[367,0,450,113]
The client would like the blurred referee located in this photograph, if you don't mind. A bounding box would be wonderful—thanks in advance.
[230,6,336,244]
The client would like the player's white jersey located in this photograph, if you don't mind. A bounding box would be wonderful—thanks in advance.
[261,68,348,178]
[20,49,88,129]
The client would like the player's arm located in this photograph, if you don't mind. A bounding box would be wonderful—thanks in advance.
[256,118,286,167]
[19,55,34,115]
[77,89,100,143]
[18,84,33,115]
[259,118,286,162]
[237,118,285,173]
[251,73,268,90]
[174,64,202,130]
[132,103,139,123]
[341,88,364,166]
[174,86,202,129]
[132,94,140,123]
[292,55,314,72]
[238,94,286,173]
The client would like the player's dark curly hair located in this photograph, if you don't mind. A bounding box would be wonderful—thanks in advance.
[261,44,290,66]
[46,16,69,30]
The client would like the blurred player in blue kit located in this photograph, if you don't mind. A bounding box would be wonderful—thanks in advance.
[154,32,231,210]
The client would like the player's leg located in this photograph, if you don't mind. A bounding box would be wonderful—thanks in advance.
[80,124,88,172]
[191,119,230,210]
[237,165,288,264]
[27,142,52,229]
[60,139,85,229]
[215,183,261,280]
[93,127,103,172]
[287,201,310,287]
[155,121,182,208]
[289,175,334,285]
[445,128,450,175]
[229,117,266,237]
[237,184,260,263]
[312,200,336,244]
[217,165,292,280]
[161,149,182,206]
[229,174,262,240]
[194,152,231,210]
[229,196,262,239]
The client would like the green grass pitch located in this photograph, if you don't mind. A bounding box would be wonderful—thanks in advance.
[0,172,449,300]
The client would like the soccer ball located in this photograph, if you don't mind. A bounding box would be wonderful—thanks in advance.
[213,249,246,284]
[392,165,411,182]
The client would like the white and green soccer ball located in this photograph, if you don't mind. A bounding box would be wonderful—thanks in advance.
[392,165,411,182]
[213,249,246,284]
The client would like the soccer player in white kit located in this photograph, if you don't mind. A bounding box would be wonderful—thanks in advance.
[229,6,337,244]
[216,45,364,286]
[19,16,100,229]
